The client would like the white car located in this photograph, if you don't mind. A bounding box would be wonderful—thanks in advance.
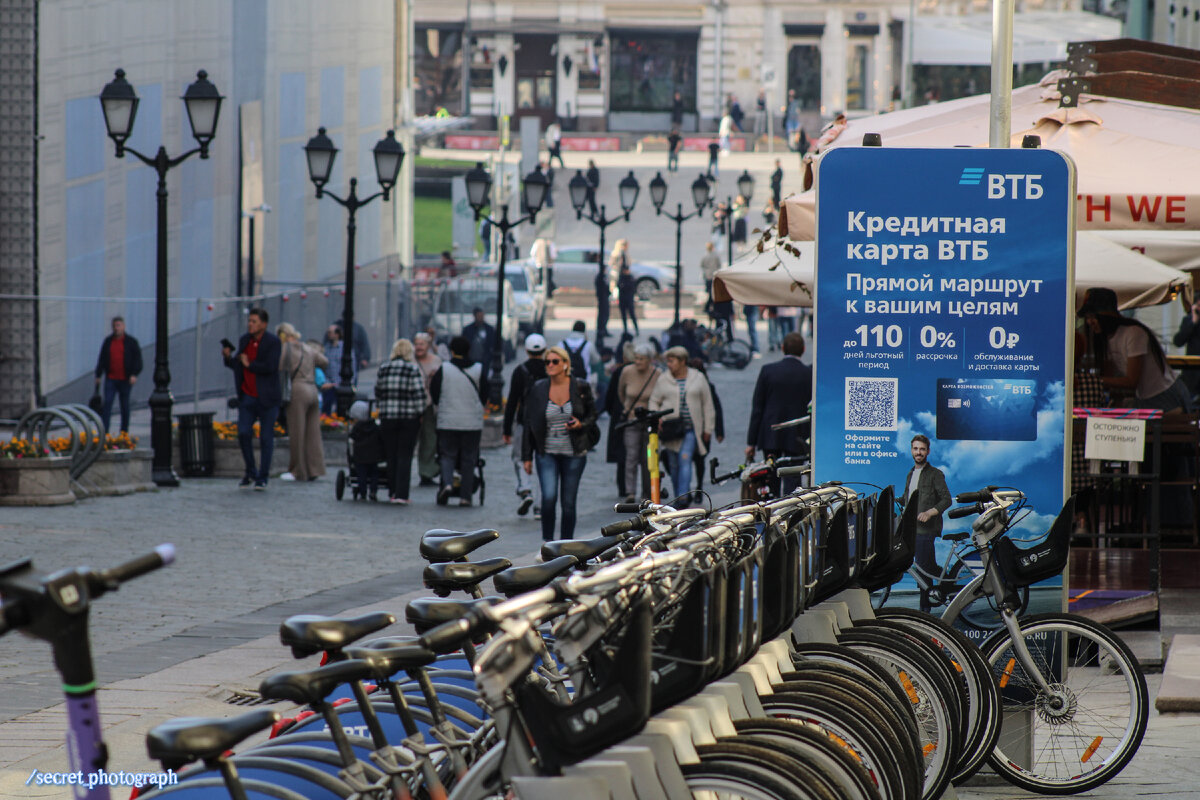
[473,263,546,334]
[517,245,675,300]
[429,277,521,359]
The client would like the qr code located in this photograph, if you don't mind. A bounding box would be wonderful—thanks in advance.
[845,377,899,431]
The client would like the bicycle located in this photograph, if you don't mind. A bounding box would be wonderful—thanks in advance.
[935,487,1149,793]
[697,323,753,370]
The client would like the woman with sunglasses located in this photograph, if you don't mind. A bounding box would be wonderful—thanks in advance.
[522,345,599,540]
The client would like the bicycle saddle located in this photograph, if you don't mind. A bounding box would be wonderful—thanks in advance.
[541,534,623,563]
[345,642,437,680]
[259,659,374,707]
[147,708,281,771]
[942,532,970,542]
[423,557,512,596]
[405,596,499,633]
[420,528,499,562]
[493,555,579,598]
[279,611,396,659]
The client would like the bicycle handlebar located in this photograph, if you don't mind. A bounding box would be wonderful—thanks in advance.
[770,415,811,431]
[89,544,176,596]
[777,466,811,477]
[599,516,648,537]
[613,407,675,432]
[613,502,645,514]
[948,503,982,519]
[955,487,998,503]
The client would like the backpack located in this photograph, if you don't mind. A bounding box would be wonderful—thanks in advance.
[564,338,588,380]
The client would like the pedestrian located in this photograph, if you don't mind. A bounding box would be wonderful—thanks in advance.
[605,341,634,496]
[770,159,783,206]
[718,110,734,155]
[560,321,597,388]
[670,90,685,129]
[277,322,328,482]
[754,88,767,136]
[222,307,282,490]
[439,250,457,279]
[374,338,426,504]
[782,89,803,151]
[462,306,498,385]
[545,118,564,168]
[1081,286,1191,412]
[531,237,557,297]
[667,128,682,173]
[902,434,952,613]
[700,241,722,300]
[763,198,777,228]
[430,335,485,506]
[707,140,721,179]
[522,345,599,540]
[321,325,350,415]
[689,358,724,494]
[599,241,623,341]
[745,331,812,494]
[585,159,600,219]
[668,318,706,363]
[649,346,715,504]
[710,201,728,248]
[728,94,744,132]
[743,303,760,354]
[731,195,748,248]
[93,315,143,434]
[479,216,492,261]
[413,332,443,486]
[775,305,799,338]
[617,258,639,336]
[347,400,385,501]
[617,343,661,502]
[503,333,548,516]
[544,162,556,208]
[1173,297,1200,400]
[332,317,371,371]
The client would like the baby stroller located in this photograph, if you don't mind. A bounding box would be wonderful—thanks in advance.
[335,400,388,501]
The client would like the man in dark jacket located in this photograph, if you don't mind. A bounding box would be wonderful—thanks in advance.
[745,332,812,493]
[222,307,282,490]
[585,160,600,219]
[94,316,143,433]
[503,333,548,515]
[901,434,953,612]
[463,307,499,386]
[770,160,784,206]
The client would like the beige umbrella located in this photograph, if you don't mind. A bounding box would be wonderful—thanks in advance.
[782,74,1200,250]
[713,232,1189,309]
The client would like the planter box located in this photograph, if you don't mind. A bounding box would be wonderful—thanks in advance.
[76,450,156,498]
[0,457,76,506]
[172,433,349,479]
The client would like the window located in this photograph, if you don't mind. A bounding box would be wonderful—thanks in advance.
[845,43,871,111]
[787,44,822,111]
[609,31,698,112]
[415,25,464,115]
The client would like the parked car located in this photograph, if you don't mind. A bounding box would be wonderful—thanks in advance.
[474,263,546,334]
[515,245,674,300]
[429,277,521,361]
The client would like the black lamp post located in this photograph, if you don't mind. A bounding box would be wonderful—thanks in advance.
[465,162,548,405]
[303,127,405,416]
[649,171,712,325]
[568,169,640,333]
[725,170,756,268]
[100,68,223,488]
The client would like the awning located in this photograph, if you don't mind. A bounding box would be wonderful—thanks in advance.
[912,12,1123,66]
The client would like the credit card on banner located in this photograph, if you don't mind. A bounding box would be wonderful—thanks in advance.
[936,378,1037,441]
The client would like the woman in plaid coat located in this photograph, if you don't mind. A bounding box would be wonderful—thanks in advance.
[375,338,428,504]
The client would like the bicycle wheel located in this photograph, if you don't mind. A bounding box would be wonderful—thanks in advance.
[682,760,813,800]
[688,742,836,800]
[874,607,1002,783]
[980,613,1149,794]
[719,339,753,370]
[731,718,882,800]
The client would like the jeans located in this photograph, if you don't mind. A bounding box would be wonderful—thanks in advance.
[381,417,420,500]
[914,532,938,613]
[320,386,338,416]
[102,377,133,433]
[237,395,280,482]
[536,452,587,540]
[664,429,697,501]
[438,429,482,499]
[776,315,797,337]
[667,150,679,172]
[744,306,760,352]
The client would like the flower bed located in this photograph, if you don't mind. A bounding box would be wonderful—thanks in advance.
[0,456,75,506]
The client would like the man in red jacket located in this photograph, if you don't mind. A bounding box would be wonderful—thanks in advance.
[94,316,143,434]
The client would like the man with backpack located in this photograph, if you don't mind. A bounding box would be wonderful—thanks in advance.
[559,321,596,388]
[503,334,548,516]
[430,336,486,507]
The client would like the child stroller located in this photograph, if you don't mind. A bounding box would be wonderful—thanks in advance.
[335,400,388,501]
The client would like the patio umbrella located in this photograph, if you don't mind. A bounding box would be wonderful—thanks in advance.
[781,74,1200,266]
[713,232,1189,309]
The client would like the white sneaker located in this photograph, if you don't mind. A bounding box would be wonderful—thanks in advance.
[280,472,297,481]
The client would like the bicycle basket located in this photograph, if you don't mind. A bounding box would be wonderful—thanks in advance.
[992,496,1074,588]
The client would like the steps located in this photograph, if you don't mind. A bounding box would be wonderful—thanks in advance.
[1156,634,1200,712]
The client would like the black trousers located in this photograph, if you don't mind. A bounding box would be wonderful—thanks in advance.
[381,417,420,500]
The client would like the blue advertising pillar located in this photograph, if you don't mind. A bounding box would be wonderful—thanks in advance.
[813,147,1075,621]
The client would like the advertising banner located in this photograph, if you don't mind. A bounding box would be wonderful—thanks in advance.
[813,147,1075,627]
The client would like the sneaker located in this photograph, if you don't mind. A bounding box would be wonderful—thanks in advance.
[280,472,296,482]
[533,509,542,521]
[238,476,253,489]
[437,486,451,506]
[253,480,267,492]
[518,493,534,516]
[459,498,472,507]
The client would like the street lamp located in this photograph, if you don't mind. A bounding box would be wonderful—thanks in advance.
[568,170,640,340]
[727,170,756,267]
[649,172,712,325]
[99,68,224,487]
[304,127,405,416]
[465,162,548,405]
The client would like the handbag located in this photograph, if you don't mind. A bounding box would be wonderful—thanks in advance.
[88,384,104,414]
[659,416,689,443]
